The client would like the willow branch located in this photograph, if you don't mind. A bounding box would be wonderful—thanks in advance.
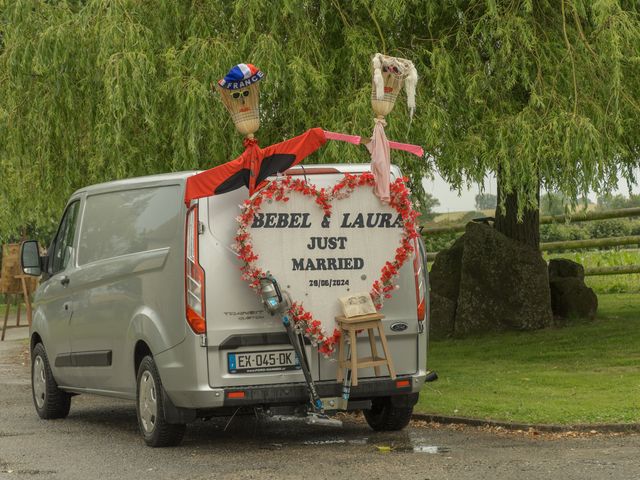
[561,0,578,116]
[571,6,597,58]
[365,3,386,55]
[330,0,350,28]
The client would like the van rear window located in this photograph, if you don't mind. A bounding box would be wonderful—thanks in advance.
[77,186,181,265]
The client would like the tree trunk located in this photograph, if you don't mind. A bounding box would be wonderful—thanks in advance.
[494,175,540,249]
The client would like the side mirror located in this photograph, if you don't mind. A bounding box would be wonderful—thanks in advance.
[21,240,42,276]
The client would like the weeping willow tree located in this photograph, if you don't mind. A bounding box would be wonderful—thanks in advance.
[418,0,640,247]
[1,0,639,247]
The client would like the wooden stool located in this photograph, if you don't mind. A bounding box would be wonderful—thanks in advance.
[335,313,396,386]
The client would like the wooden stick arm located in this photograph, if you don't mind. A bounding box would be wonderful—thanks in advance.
[323,130,424,158]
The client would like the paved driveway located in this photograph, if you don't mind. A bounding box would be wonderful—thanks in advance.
[1,337,639,480]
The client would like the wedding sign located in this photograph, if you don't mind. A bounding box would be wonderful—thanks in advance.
[234,173,419,355]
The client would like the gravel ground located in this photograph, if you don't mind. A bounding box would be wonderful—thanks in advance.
[1,338,639,480]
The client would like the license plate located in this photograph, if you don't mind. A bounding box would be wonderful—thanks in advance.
[227,349,301,374]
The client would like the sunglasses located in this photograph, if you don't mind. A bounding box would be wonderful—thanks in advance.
[232,91,250,99]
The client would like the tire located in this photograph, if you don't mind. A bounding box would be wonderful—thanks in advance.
[136,356,186,447]
[31,343,71,419]
[363,396,413,432]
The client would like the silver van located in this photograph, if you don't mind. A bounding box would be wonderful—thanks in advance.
[21,164,430,447]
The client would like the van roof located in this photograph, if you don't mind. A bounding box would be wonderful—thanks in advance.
[72,163,401,197]
[74,171,198,196]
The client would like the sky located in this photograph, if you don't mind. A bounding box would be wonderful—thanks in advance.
[422,173,496,213]
[423,167,640,213]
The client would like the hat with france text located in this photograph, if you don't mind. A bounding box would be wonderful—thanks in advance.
[218,63,264,90]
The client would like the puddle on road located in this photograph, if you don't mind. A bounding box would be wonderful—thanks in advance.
[347,438,368,445]
[411,445,450,454]
[303,439,346,445]
[267,415,306,423]
[236,414,450,455]
[298,432,450,454]
[0,432,35,438]
[371,432,451,455]
[374,444,450,454]
[301,437,370,446]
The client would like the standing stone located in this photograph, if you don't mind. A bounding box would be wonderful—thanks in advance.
[453,222,553,334]
[428,235,464,338]
[549,258,585,281]
[549,277,598,319]
[548,258,597,319]
[429,292,457,338]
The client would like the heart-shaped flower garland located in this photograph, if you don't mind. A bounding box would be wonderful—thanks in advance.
[234,172,420,356]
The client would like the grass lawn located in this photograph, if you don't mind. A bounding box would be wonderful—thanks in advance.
[417,293,640,424]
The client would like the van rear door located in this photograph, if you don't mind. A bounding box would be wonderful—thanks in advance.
[199,187,317,388]
[283,169,420,382]
[198,167,420,389]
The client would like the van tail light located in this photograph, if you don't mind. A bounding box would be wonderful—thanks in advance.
[185,205,206,334]
[413,238,427,325]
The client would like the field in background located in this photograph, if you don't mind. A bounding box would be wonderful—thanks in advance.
[418,293,640,424]
[429,209,494,225]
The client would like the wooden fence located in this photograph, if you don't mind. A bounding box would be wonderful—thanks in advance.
[422,207,640,276]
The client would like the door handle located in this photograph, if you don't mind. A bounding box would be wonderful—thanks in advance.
[60,275,70,287]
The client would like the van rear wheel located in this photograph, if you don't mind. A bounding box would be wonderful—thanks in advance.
[363,396,413,431]
[136,356,186,447]
[31,343,71,419]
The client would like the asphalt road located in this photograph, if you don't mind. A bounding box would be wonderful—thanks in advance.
[1,337,639,480]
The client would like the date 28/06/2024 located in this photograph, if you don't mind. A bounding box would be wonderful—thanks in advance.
[308,279,350,288]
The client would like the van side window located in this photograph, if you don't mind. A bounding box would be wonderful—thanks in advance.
[77,186,180,265]
[50,201,81,275]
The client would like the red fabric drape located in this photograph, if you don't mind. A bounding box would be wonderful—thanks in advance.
[184,128,327,205]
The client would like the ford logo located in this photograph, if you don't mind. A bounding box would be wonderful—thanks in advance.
[390,322,408,332]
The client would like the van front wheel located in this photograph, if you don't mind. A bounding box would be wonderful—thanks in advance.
[136,356,186,447]
[31,343,71,419]
[363,396,413,431]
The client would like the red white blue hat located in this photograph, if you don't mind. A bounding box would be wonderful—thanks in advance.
[218,63,264,90]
